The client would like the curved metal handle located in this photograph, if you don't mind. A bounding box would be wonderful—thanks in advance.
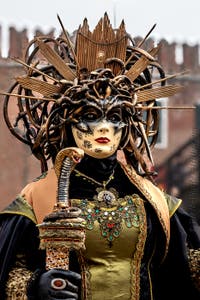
[54,147,84,208]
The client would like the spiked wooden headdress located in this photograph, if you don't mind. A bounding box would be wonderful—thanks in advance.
[3,13,184,174]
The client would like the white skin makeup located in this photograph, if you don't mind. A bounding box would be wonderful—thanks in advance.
[72,106,124,159]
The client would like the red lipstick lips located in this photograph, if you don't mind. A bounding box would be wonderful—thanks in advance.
[95,137,110,143]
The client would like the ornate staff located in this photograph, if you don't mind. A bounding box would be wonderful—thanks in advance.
[38,147,85,288]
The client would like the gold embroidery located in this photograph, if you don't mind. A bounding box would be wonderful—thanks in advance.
[77,194,143,245]
[78,250,90,300]
[5,267,32,300]
[188,248,200,291]
[130,197,147,300]
[121,163,170,260]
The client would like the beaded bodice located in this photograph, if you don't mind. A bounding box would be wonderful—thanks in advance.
[71,193,147,300]
[68,160,148,300]
[73,194,143,245]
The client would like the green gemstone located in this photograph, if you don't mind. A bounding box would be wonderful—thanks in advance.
[133,221,139,227]
[88,224,94,230]
[114,231,119,237]
[108,235,113,241]
[126,221,132,228]
[103,231,107,237]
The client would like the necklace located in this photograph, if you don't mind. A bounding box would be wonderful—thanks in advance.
[74,169,117,206]
[74,169,114,188]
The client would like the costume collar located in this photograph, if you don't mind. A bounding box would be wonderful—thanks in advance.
[76,153,118,182]
[120,162,170,259]
[0,195,37,224]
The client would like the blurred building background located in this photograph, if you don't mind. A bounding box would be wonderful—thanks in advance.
[0,25,200,223]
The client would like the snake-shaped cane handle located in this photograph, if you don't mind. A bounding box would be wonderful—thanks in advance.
[38,147,85,273]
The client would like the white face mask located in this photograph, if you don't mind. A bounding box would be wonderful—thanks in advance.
[71,107,124,159]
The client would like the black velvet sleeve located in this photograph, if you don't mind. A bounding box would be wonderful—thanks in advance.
[0,214,45,298]
[154,207,200,300]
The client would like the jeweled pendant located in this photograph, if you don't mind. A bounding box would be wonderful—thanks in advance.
[97,189,116,206]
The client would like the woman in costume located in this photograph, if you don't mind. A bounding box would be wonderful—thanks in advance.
[0,13,199,300]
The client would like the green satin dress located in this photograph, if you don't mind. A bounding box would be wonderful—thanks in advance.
[72,193,147,300]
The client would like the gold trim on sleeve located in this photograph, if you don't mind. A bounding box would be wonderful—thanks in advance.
[5,267,33,300]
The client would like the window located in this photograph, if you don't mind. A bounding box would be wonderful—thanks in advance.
[155,98,168,148]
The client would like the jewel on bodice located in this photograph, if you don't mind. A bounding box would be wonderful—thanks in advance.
[78,194,144,243]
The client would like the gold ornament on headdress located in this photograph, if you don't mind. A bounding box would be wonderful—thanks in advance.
[2,13,190,174]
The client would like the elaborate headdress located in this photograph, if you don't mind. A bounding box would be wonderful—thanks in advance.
[3,13,183,175]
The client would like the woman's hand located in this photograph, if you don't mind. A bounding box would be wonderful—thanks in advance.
[27,268,81,300]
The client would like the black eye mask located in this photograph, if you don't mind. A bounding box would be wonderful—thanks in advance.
[74,105,126,134]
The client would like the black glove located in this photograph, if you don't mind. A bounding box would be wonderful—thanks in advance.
[27,268,81,300]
